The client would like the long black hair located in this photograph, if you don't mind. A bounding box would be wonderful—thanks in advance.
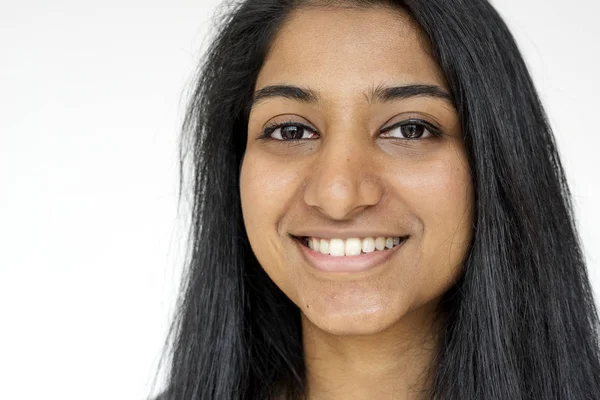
[152,0,600,398]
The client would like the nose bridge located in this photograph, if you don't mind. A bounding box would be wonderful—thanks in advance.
[303,126,383,220]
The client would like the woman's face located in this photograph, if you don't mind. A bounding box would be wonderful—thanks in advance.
[240,5,474,335]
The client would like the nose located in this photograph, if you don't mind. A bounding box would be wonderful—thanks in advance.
[303,134,384,220]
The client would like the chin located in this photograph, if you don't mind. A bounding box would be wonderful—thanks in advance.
[300,301,403,336]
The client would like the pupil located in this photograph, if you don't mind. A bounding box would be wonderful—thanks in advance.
[281,126,303,140]
[402,124,424,138]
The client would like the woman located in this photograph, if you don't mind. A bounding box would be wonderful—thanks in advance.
[154,0,600,399]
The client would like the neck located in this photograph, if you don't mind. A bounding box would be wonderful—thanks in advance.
[302,299,444,400]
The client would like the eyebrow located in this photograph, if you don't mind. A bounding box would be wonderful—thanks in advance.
[250,83,454,110]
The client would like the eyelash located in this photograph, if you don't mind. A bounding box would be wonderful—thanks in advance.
[258,118,443,142]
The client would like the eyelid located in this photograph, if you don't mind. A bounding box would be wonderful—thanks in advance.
[258,117,443,141]
[258,120,319,140]
[380,118,443,138]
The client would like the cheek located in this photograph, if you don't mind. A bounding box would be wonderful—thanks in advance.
[239,151,305,291]
[413,162,472,229]
[240,151,303,228]
[397,149,474,293]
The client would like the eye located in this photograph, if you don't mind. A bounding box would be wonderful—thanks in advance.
[379,119,441,139]
[260,121,319,141]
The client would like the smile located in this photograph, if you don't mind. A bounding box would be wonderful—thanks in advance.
[294,235,408,273]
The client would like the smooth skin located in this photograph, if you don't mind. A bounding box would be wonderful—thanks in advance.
[240,4,474,399]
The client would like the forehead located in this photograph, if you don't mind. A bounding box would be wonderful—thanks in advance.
[255,5,448,96]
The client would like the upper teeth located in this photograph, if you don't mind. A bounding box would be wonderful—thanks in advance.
[307,236,403,257]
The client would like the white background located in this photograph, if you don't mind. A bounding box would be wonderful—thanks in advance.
[0,0,598,399]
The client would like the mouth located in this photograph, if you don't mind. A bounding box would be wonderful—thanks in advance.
[293,235,409,273]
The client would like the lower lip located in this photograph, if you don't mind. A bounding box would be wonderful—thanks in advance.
[295,237,407,273]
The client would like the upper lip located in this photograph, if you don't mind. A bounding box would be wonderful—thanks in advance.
[291,229,409,240]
